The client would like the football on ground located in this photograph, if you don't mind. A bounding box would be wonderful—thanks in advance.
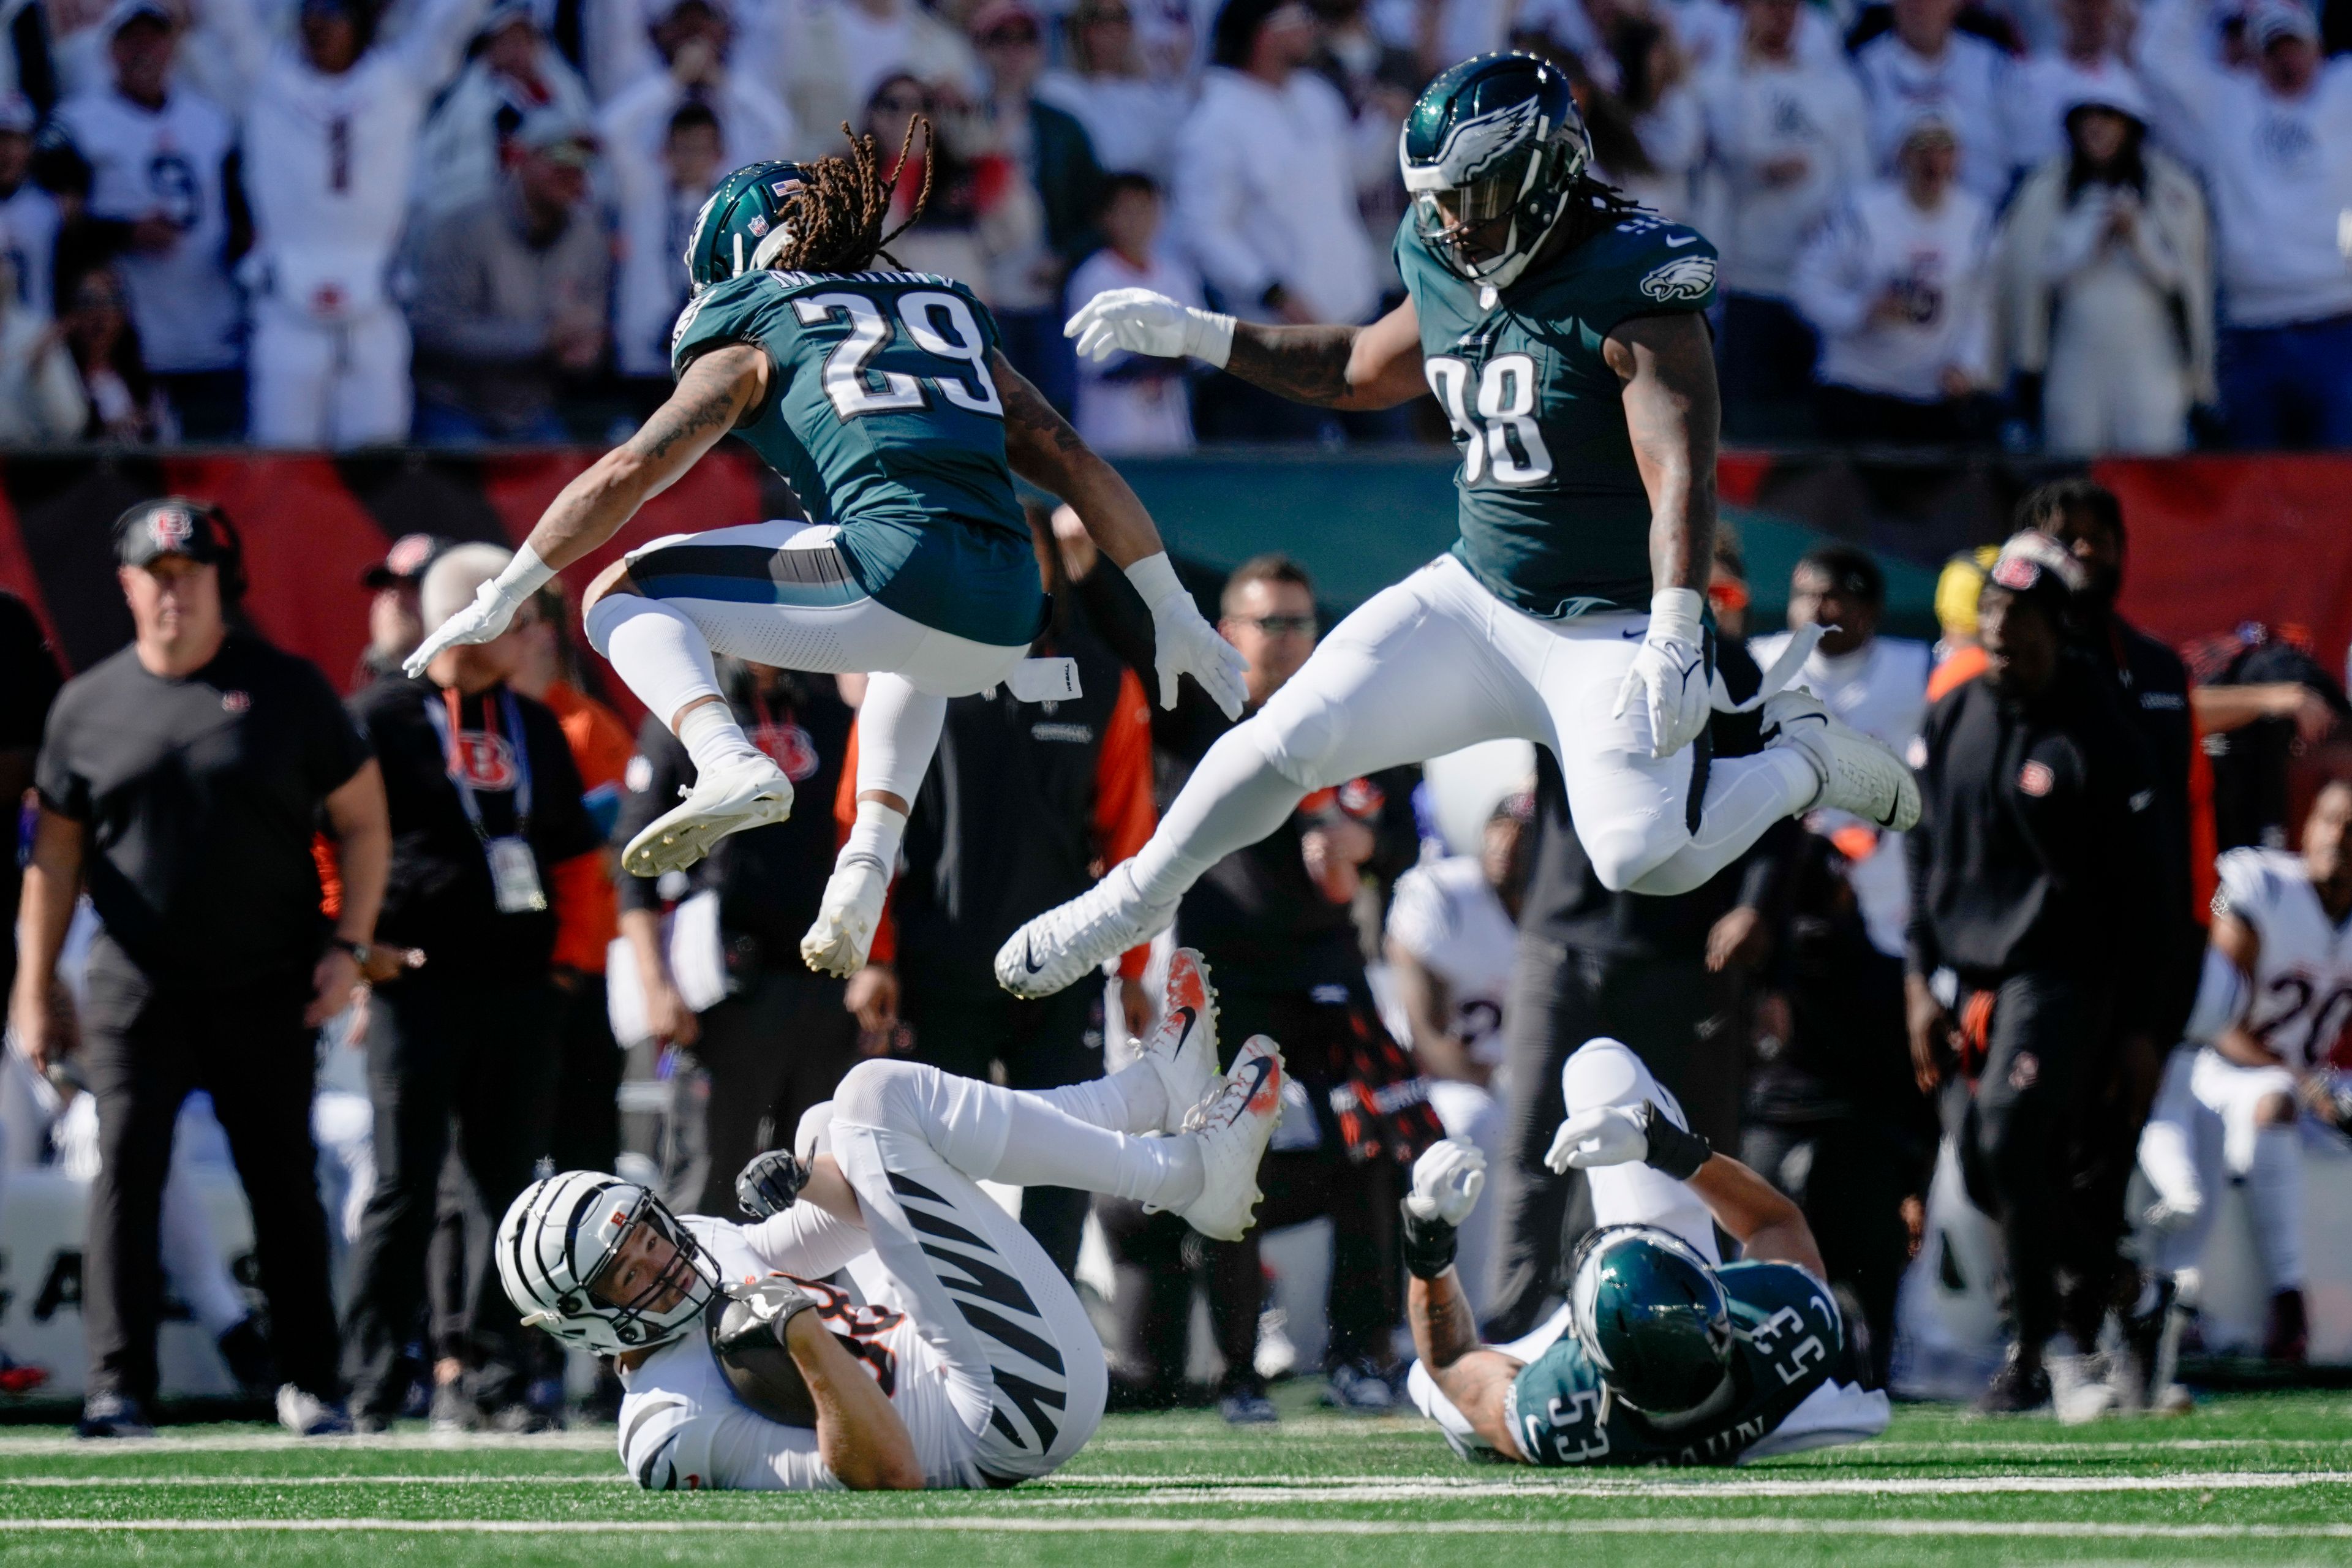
[1,1388,2348,1566]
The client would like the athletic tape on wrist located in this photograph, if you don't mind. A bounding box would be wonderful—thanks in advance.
[1638,1101,1711,1182]
[1400,1201,1459,1281]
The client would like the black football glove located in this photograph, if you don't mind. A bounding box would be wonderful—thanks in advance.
[736,1150,811,1219]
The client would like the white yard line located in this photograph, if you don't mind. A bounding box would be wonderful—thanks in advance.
[7,1516,2352,1540]
[0,1432,619,1457]
[0,1475,621,1487]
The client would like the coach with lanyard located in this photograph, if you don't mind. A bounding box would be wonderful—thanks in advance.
[341,545,605,1433]
[12,500,388,1439]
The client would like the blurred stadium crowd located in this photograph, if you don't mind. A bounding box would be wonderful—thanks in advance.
[5,466,2348,1436]
[0,0,2343,453]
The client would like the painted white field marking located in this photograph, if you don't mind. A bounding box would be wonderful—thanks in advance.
[0,1432,619,1457]
[11,1469,2340,1498]
[10,1517,2352,1540]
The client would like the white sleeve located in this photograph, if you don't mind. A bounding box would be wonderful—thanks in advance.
[1384,867,1451,962]
[1953,207,1997,383]
[1170,102,1275,306]
[705,1409,843,1490]
[1789,201,1871,338]
[2213,848,2274,931]
[391,0,494,89]
[2137,0,2223,165]
[737,1202,875,1280]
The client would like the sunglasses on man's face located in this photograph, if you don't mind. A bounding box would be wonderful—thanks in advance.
[1234,614,1316,637]
[983,24,1041,44]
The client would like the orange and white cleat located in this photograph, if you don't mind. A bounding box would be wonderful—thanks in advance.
[1135,948,1221,1134]
[1175,1035,1284,1242]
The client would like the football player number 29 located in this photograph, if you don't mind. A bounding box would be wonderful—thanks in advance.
[794,290,1005,421]
[1426,353,1553,486]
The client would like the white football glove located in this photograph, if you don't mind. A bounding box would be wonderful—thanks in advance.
[401,545,554,679]
[1544,1104,1648,1174]
[1065,288,1237,369]
[1611,587,1711,760]
[1127,552,1247,720]
[1404,1137,1487,1227]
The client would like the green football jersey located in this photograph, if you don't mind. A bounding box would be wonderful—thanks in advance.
[669,267,1041,649]
[1505,1261,1841,1467]
[1395,211,1719,620]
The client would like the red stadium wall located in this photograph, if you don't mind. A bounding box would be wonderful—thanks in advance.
[1,451,2344,696]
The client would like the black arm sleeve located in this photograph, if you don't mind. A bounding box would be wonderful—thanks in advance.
[1903,711,1941,978]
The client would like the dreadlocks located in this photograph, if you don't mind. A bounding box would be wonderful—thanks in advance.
[772,116,936,274]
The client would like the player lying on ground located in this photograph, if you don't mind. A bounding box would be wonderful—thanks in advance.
[996,51,1915,1002]
[2139,776,2352,1368]
[499,950,1282,1490]
[404,122,1244,980]
[1401,1037,1889,1465]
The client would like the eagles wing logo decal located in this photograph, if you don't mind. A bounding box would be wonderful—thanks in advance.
[1428,98,1542,185]
[1638,254,1716,303]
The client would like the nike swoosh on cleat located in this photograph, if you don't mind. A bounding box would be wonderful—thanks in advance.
[1231,1055,1275,1113]
[1169,1005,1197,1044]
[1022,935,1046,976]
[1667,234,1698,247]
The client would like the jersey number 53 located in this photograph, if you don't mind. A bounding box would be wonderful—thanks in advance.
[1426,354,1554,487]
[794,290,1005,423]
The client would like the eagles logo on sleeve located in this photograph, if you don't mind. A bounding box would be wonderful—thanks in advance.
[1639,255,1717,304]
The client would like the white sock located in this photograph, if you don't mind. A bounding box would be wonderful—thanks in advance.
[1128,725,1305,907]
[676,699,766,777]
[2244,1125,2307,1291]
[1033,1064,1166,1137]
[587,595,760,775]
[1626,751,1820,896]
[993,1093,1201,1207]
[837,797,908,880]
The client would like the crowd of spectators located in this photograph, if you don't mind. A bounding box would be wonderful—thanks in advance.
[0,0,2340,453]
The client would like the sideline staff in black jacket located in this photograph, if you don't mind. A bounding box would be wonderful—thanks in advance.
[1904,530,2162,1414]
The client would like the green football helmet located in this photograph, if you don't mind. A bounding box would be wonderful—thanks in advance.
[684,160,813,294]
[1401,52,1591,291]
[1569,1224,1734,1422]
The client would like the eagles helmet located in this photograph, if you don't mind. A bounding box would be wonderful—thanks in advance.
[1569,1224,1735,1422]
[497,1170,718,1355]
[684,160,813,294]
[1401,52,1592,292]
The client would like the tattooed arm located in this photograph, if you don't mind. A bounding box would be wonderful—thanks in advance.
[1410,1268,1531,1461]
[516,344,770,570]
[993,349,1170,570]
[1223,299,1429,410]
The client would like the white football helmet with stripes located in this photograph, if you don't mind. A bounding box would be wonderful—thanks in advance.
[497,1171,718,1356]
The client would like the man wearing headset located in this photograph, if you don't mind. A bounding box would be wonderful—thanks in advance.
[10,499,391,1439]
[1400,1036,1890,1466]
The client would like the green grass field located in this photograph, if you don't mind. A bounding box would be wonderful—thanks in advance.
[2,1384,2349,1566]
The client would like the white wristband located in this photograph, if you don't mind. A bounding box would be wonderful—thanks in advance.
[1648,586,1704,644]
[1125,550,1186,608]
[1187,309,1236,370]
[493,542,557,603]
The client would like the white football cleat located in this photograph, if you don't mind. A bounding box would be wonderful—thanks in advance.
[1175,1035,1284,1243]
[995,860,1176,999]
[1762,688,1920,832]
[622,755,793,878]
[1136,948,1222,1135]
[800,858,889,977]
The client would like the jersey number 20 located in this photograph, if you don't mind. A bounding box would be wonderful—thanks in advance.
[1426,353,1553,486]
[794,291,1005,422]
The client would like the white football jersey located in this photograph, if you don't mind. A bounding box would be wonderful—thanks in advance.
[615,1214,981,1491]
[50,87,241,372]
[1385,856,1517,1069]
[244,51,432,317]
[2217,846,2352,1073]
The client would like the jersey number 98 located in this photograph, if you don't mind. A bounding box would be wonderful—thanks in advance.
[1426,354,1553,487]
[793,290,1005,422]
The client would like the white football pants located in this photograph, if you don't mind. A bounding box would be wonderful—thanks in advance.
[248,301,412,448]
[1134,554,1816,907]
[825,1058,1185,1483]
[2138,1045,2307,1291]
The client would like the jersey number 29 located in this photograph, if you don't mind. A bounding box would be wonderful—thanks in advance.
[794,291,1005,422]
[1426,354,1553,487]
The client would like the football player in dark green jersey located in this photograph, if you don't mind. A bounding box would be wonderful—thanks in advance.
[997,52,1918,1001]
[1398,1038,1889,1466]
[406,126,1244,979]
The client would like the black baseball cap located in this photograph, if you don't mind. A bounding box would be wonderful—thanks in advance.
[114,498,235,571]
[362,532,456,589]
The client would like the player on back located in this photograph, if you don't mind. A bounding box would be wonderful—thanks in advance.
[997,51,1916,1000]
[1399,1038,1889,1466]
[499,949,1283,1490]
[403,124,1245,978]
